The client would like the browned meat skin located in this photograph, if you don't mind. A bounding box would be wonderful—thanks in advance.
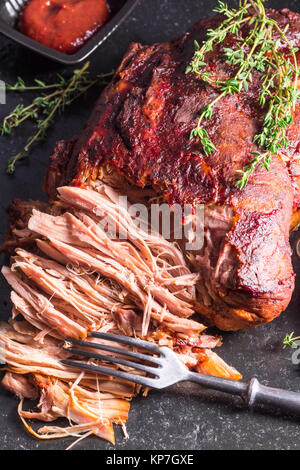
[45,9,300,330]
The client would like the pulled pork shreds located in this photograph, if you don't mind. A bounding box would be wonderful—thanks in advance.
[0,183,241,445]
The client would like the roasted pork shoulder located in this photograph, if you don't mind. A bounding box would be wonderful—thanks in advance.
[45,8,300,331]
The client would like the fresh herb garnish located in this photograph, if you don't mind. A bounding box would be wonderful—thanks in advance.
[186,0,299,189]
[283,332,300,349]
[1,62,113,174]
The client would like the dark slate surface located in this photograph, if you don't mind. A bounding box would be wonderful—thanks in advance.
[0,0,300,451]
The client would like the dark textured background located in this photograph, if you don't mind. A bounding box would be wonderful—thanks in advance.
[0,0,300,451]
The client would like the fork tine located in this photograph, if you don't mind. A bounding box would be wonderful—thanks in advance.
[65,347,160,375]
[10,0,20,12]
[7,1,16,14]
[90,332,161,353]
[66,338,162,365]
[61,360,157,388]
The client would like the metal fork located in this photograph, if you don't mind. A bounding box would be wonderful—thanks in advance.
[2,0,26,26]
[6,0,25,16]
[62,332,300,416]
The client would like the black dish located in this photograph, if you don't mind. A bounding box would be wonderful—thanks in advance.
[0,0,140,64]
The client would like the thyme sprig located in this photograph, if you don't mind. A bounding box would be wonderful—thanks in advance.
[283,332,300,349]
[6,74,67,92]
[1,62,113,174]
[186,0,299,189]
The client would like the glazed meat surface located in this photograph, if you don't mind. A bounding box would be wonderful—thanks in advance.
[46,9,300,330]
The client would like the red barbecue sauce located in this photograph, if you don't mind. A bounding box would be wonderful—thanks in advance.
[19,0,111,54]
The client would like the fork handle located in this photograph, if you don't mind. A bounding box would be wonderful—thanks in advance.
[186,373,300,415]
[244,377,300,415]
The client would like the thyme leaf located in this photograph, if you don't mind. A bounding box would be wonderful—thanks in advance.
[186,0,299,189]
[283,332,300,349]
